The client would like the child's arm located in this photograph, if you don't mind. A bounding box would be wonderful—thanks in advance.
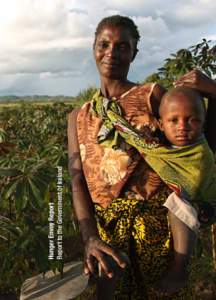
[154,194,197,296]
[154,211,197,297]
[168,211,197,270]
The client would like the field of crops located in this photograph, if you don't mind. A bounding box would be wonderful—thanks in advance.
[1,100,216,300]
[0,101,85,299]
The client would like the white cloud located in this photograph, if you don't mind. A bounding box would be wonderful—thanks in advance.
[0,0,215,96]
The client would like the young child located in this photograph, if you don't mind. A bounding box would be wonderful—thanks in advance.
[105,86,216,296]
[154,87,216,295]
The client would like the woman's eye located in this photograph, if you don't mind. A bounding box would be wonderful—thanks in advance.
[119,43,128,51]
[120,44,126,51]
[98,41,109,49]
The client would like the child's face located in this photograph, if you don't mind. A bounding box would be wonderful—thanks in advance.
[159,93,205,146]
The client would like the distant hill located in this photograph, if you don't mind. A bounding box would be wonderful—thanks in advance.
[0,95,75,103]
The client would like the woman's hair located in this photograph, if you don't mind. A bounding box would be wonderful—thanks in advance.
[94,15,140,55]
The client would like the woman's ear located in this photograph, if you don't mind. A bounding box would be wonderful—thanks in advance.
[158,119,164,131]
[131,48,138,61]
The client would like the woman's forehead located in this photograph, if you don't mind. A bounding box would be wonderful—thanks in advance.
[96,25,134,42]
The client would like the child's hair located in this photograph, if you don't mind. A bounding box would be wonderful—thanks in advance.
[159,87,206,117]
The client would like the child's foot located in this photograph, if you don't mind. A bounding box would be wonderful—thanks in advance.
[154,268,188,297]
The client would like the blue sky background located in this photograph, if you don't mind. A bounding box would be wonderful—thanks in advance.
[0,0,215,96]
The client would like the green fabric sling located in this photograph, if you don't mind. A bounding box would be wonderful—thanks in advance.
[91,90,216,203]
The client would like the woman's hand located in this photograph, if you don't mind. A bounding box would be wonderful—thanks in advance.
[84,236,128,278]
[174,69,216,97]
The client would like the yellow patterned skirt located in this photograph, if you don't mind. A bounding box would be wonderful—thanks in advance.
[95,187,195,299]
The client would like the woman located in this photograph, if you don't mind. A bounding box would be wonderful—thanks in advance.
[67,15,216,299]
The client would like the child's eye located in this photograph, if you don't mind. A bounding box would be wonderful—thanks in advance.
[190,117,200,123]
[169,118,178,123]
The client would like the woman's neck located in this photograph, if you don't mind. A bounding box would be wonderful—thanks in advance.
[100,77,136,99]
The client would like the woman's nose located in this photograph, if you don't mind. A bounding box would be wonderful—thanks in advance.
[106,45,118,57]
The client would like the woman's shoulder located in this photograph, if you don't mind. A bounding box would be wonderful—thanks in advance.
[68,102,91,123]
[126,82,166,117]
[151,83,166,99]
[128,82,166,99]
[67,107,80,125]
[148,83,166,118]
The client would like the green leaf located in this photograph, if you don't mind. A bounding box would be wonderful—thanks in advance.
[0,168,22,177]
[15,180,26,211]
[2,179,19,199]
[28,178,43,208]
[194,237,203,258]
[0,234,8,241]
[0,221,22,237]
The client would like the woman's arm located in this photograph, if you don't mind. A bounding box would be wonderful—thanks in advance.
[68,109,98,241]
[67,109,126,277]
[150,83,167,118]
[174,69,216,153]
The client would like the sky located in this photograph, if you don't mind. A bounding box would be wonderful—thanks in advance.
[0,0,215,96]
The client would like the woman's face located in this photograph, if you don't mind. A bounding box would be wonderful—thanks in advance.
[93,25,136,80]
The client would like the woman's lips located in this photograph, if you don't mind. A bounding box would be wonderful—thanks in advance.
[103,61,119,67]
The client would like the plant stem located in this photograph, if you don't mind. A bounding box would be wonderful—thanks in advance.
[211,224,216,270]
